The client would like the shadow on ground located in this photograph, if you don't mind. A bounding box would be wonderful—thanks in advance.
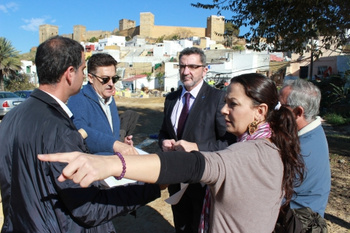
[113,205,175,233]
[325,213,350,230]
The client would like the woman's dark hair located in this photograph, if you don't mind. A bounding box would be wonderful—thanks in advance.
[35,36,84,85]
[230,73,305,209]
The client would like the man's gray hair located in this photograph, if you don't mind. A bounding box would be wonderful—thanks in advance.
[283,79,321,122]
[179,47,206,65]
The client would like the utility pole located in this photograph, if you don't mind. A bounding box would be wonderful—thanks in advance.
[309,44,314,80]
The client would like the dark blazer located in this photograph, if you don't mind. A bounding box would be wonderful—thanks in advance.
[158,81,231,151]
[0,89,160,233]
[158,81,234,232]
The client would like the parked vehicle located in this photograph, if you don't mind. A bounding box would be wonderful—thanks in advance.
[0,91,26,116]
[14,90,33,99]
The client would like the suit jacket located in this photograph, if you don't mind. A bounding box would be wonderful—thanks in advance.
[158,81,231,151]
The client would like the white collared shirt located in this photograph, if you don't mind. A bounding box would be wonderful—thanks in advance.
[171,80,204,133]
[96,94,114,132]
[44,91,73,118]
[298,116,322,136]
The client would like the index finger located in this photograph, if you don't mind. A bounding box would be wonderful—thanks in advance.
[37,152,79,163]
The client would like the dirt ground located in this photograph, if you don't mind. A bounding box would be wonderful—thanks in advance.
[113,96,350,233]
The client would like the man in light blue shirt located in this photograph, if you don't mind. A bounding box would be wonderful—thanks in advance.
[279,79,331,217]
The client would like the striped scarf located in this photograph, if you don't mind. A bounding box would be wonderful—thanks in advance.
[238,122,272,142]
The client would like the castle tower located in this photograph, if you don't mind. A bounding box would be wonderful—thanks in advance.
[73,25,86,42]
[39,24,58,44]
[139,12,154,38]
[119,19,136,31]
[206,15,225,43]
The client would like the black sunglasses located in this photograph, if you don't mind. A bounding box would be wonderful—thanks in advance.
[89,73,120,84]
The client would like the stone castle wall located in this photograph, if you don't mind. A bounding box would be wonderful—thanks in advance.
[39,12,224,44]
[39,25,58,44]
[149,25,206,39]
[119,19,136,31]
[206,16,225,42]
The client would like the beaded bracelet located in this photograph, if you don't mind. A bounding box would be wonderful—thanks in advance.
[114,152,126,180]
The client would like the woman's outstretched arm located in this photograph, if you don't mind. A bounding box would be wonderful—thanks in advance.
[38,150,205,187]
[38,152,161,187]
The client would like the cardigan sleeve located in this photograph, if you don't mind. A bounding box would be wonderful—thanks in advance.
[155,151,206,184]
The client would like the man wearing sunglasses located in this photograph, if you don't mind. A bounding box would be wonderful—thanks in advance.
[68,53,135,155]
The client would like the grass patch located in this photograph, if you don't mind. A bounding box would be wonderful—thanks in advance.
[323,113,349,125]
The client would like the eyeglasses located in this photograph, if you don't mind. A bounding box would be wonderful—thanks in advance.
[179,64,205,71]
[89,73,120,84]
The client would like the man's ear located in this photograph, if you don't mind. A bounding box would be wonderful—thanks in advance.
[65,66,75,85]
[202,66,209,77]
[293,106,304,119]
[87,73,94,83]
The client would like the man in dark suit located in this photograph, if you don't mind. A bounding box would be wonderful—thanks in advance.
[158,47,234,233]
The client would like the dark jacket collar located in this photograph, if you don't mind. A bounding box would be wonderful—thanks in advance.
[31,88,71,120]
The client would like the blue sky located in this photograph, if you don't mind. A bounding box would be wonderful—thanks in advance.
[0,0,246,54]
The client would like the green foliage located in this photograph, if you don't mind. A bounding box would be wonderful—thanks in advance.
[231,45,245,51]
[5,73,36,92]
[164,34,181,41]
[19,50,36,62]
[170,34,180,40]
[192,0,350,54]
[156,72,164,78]
[225,22,239,37]
[0,37,22,91]
[323,113,349,125]
[313,76,350,117]
[142,72,152,82]
[156,72,164,86]
[156,36,165,43]
[329,83,349,105]
[222,22,241,48]
[88,37,98,42]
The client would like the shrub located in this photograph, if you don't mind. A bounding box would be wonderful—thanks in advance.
[5,73,36,92]
[323,113,348,125]
[313,76,350,117]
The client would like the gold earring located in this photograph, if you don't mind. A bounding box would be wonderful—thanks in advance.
[248,121,259,135]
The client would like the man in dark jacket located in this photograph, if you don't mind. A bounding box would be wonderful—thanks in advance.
[158,47,235,232]
[0,36,160,232]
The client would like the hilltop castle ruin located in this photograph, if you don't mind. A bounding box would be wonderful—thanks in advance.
[39,12,225,44]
